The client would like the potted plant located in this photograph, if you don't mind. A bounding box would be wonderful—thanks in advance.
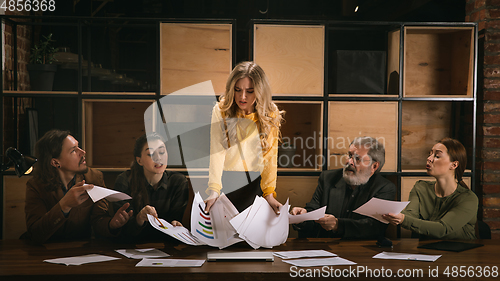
[27,33,58,91]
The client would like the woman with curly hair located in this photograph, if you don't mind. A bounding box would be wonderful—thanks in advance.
[204,61,285,214]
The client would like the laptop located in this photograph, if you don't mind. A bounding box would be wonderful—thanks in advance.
[206,251,274,262]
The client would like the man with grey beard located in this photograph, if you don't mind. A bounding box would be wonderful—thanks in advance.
[291,136,396,239]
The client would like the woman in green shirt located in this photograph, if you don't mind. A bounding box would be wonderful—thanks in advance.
[383,138,478,239]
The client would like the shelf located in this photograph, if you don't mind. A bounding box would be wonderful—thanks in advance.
[275,101,323,170]
[328,101,398,172]
[83,99,155,168]
[328,24,400,95]
[254,24,324,96]
[401,101,474,171]
[82,92,156,96]
[401,176,471,201]
[403,26,474,98]
[84,23,157,92]
[401,169,472,173]
[160,23,232,95]
[2,90,78,95]
[329,94,399,98]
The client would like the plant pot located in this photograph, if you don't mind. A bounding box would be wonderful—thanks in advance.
[27,64,58,91]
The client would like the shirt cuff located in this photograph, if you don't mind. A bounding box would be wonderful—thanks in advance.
[206,183,222,196]
[335,218,346,237]
[262,187,276,198]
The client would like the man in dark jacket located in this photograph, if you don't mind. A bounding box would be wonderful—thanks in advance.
[291,136,396,239]
[25,129,130,244]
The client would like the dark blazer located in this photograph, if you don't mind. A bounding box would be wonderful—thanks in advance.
[99,170,189,243]
[25,168,107,244]
[297,168,396,239]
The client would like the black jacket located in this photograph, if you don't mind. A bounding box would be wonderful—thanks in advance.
[296,169,396,239]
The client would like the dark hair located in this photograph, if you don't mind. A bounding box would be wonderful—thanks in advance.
[439,138,468,189]
[129,133,165,211]
[32,129,70,190]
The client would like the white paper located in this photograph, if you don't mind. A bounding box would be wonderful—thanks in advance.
[135,258,205,267]
[373,252,441,262]
[208,193,244,248]
[230,196,289,249]
[273,250,337,260]
[43,254,120,266]
[282,257,356,267]
[85,185,132,203]
[288,206,327,224]
[115,248,169,259]
[147,214,205,246]
[191,192,243,249]
[353,198,409,223]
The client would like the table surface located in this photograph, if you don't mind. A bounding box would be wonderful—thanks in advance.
[1,238,498,280]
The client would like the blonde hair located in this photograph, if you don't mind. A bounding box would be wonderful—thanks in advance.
[218,61,284,151]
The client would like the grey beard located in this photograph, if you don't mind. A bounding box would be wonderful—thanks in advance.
[343,166,372,186]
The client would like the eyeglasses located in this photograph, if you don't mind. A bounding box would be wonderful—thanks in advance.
[343,153,373,166]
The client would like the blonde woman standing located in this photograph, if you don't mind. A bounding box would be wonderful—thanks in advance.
[204,61,284,214]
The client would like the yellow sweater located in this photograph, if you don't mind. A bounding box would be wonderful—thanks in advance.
[206,103,278,198]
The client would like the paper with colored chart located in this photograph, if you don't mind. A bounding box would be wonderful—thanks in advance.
[190,192,242,249]
[147,214,205,246]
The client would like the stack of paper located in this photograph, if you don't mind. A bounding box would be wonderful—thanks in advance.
[273,250,336,259]
[273,249,356,267]
[135,258,205,267]
[115,248,169,259]
[373,252,441,262]
[43,254,120,266]
[230,196,290,249]
[148,192,325,249]
[282,257,357,267]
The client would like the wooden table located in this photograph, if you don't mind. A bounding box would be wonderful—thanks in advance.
[1,238,498,280]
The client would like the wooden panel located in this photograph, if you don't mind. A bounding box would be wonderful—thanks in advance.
[387,30,400,95]
[276,176,318,238]
[83,100,153,168]
[401,101,452,170]
[276,176,318,209]
[275,102,323,170]
[404,27,473,97]
[254,25,324,96]
[160,23,232,95]
[328,102,398,172]
[3,176,31,239]
[401,176,472,202]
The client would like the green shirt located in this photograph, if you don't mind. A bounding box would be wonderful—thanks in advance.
[401,180,478,240]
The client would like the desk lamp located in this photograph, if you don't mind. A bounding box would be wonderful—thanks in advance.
[0,147,37,177]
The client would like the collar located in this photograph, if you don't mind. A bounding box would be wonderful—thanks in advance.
[146,172,169,191]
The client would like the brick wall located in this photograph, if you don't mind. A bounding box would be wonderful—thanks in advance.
[467,0,500,239]
[3,10,31,90]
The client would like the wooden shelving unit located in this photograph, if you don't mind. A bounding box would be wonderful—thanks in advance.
[0,17,477,240]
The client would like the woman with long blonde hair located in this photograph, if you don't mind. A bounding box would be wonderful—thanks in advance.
[205,61,284,214]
